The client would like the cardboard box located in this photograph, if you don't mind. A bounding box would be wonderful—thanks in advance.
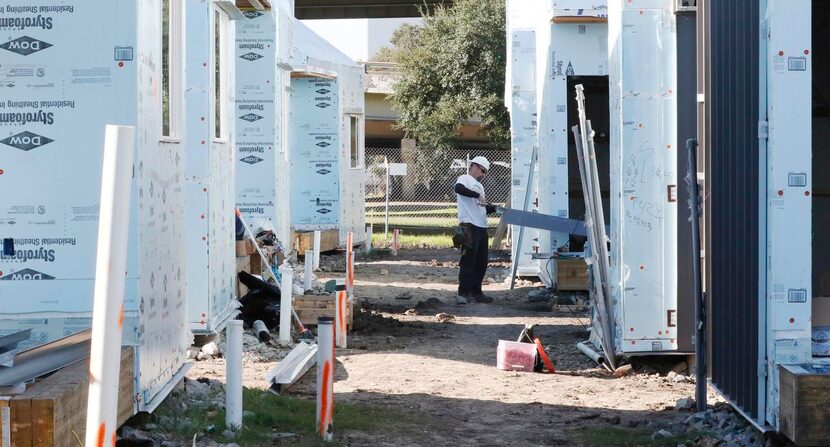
[236,241,248,257]
[236,256,251,298]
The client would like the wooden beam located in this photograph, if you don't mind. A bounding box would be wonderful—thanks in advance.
[236,0,270,10]
[1,348,134,447]
[552,16,609,24]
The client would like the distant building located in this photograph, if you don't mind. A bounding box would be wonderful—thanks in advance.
[302,18,492,149]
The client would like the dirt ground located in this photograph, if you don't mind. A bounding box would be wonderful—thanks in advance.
[188,248,727,446]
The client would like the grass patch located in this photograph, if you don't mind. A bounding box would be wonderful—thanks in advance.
[577,427,703,447]
[371,232,454,248]
[154,387,420,446]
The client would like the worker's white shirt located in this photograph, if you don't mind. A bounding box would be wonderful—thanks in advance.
[456,174,488,229]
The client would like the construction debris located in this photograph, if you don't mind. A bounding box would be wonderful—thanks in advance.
[435,313,456,323]
[265,342,318,394]
[613,364,633,378]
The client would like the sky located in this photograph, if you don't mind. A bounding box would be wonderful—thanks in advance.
[302,17,422,62]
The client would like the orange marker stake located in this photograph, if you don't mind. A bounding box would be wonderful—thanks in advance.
[534,338,556,374]
[317,317,335,441]
[335,280,347,348]
[85,125,136,447]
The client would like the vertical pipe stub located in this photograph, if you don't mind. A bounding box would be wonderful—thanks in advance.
[304,249,314,292]
[313,230,321,271]
[316,316,335,441]
[335,280,348,348]
[225,319,244,430]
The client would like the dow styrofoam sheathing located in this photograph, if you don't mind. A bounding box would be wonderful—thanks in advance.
[235,11,365,248]
[235,9,281,237]
[608,0,678,353]
[763,0,813,428]
[292,19,366,245]
[0,1,189,410]
[185,0,238,334]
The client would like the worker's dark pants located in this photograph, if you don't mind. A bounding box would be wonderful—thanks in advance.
[458,224,489,296]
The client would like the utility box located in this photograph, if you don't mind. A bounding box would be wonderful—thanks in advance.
[0,0,190,411]
[184,0,240,334]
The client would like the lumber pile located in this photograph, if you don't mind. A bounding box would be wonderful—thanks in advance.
[0,347,134,447]
[293,295,353,327]
[292,229,339,253]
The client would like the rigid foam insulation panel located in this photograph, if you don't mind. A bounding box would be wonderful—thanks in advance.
[291,19,366,246]
[608,0,679,354]
[0,1,190,411]
[235,9,365,249]
[235,5,293,245]
[505,0,543,278]
[185,0,239,334]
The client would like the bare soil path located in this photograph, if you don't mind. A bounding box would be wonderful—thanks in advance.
[188,248,725,446]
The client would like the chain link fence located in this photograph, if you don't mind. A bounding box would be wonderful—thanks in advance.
[365,147,511,234]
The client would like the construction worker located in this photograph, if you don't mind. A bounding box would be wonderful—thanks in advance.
[454,156,497,304]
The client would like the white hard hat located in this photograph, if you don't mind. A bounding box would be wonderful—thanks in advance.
[470,156,490,172]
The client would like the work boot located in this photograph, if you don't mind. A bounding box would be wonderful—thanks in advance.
[455,295,468,305]
[472,293,493,303]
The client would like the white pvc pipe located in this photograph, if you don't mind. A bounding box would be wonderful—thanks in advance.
[313,230,321,270]
[225,320,243,430]
[335,279,347,348]
[84,125,136,447]
[278,262,294,345]
[304,249,313,292]
[365,225,373,254]
[346,232,354,296]
[316,316,334,441]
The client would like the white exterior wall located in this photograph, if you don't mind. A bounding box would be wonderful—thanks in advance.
[763,0,813,427]
[506,0,542,277]
[506,0,607,281]
[538,2,608,265]
[185,0,238,334]
[0,1,189,410]
[608,0,678,353]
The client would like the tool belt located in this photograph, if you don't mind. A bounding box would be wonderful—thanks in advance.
[452,223,475,251]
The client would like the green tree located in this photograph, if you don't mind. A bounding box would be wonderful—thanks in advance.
[386,0,509,151]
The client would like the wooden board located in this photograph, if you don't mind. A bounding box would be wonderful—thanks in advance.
[779,364,830,446]
[556,258,589,291]
[292,229,339,254]
[1,347,134,447]
[236,256,250,298]
[552,16,608,24]
[294,297,353,328]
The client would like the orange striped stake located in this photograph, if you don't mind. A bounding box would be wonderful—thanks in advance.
[85,125,135,447]
[316,317,334,441]
[534,338,556,374]
[335,280,347,348]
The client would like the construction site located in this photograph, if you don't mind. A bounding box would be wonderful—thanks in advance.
[1,0,829,446]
